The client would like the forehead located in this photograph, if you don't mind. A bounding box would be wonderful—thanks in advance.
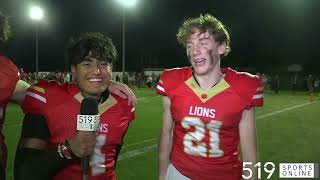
[187,29,212,43]
[83,57,102,61]
[80,57,109,63]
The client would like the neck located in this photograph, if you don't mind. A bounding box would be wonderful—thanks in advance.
[193,66,223,91]
[81,91,98,98]
[81,91,109,104]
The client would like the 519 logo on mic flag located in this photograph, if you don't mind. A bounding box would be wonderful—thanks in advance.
[77,115,100,131]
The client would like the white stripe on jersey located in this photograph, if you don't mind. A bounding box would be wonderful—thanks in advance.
[26,91,47,103]
[252,94,264,100]
[157,84,165,92]
[131,107,135,112]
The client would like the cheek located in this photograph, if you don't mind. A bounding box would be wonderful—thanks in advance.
[207,49,214,56]
[74,70,88,83]
[203,46,213,54]
[101,68,112,77]
[107,66,112,73]
[186,51,192,60]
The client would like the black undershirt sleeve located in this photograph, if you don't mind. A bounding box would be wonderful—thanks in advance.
[14,114,74,180]
[20,114,50,140]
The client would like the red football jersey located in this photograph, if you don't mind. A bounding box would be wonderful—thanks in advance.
[22,81,135,180]
[156,67,263,180]
[0,56,20,167]
[0,56,20,106]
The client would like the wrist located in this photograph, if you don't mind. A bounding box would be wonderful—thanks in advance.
[57,140,77,160]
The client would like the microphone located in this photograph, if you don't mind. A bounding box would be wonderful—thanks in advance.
[77,97,100,180]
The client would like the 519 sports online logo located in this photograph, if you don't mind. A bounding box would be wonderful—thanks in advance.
[242,162,319,179]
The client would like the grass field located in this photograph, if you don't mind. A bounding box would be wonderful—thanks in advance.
[3,89,320,180]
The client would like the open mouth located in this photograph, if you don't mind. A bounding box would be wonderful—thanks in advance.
[88,78,103,84]
[193,58,206,65]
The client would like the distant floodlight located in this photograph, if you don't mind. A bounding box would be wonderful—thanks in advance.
[29,5,44,74]
[29,6,44,20]
[116,0,137,7]
[115,0,137,75]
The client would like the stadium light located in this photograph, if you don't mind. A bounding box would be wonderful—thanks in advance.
[116,0,137,7]
[29,6,44,20]
[115,0,137,76]
[29,5,44,74]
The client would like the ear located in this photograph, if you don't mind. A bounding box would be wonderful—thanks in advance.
[109,64,113,76]
[218,42,227,55]
[110,63,113,71]
[70,65,77,77]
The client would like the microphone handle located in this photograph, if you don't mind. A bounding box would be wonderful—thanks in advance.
[82,156,90,180]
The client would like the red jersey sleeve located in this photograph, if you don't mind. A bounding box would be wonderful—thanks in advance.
[21,80,50,114]
[225,68,264,109]
[111,93,135,122]
[0,57,20,105]
[128,104,135,122]
[235,73,264,108]
[248,76,264,107]
[155,70,170,96]
[156,67,190,96]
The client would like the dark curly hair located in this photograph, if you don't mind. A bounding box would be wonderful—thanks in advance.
[176,14,231,56]
[67,32,117,65]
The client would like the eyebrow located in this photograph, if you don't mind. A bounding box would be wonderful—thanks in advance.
[186,36,209,44]
[82,58,94,62]
[199,36,210,41]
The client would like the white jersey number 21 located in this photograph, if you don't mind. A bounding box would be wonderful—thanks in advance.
[181,117,224,158]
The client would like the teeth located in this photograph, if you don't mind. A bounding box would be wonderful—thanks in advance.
[194,58,204,63]
[89,78,102,82]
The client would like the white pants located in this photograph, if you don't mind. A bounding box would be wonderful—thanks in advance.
[165,163,190,180]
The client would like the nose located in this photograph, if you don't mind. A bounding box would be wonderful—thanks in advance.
[92,64,101,75]
[190,45,200,57]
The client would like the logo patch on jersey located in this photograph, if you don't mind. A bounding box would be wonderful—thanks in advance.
[188,106,216,119]
[201,94,208,99]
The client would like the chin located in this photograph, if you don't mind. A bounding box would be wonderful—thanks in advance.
[87,88,104,96]
[193,68,208,75]
[86,92,100,97]
[195,72,208,76]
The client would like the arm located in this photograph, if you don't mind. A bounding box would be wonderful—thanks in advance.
[239,107,258,180]
[108,80,137,106]
[10,80,30,105]
[14,114,69,180]
[15,114,96,180]
[158,96,174,180]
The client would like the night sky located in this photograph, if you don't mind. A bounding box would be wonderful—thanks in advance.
[0,0,319,73]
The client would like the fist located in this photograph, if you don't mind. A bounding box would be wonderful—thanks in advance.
[68,131,97,158]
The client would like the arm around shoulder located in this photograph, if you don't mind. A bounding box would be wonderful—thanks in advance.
[10,80,30,105]
[108,80,137,106]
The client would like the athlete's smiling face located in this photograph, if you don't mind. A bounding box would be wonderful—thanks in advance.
[186,29,226,76]
[71,57,112,98]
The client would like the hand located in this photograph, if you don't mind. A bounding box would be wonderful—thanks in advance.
[108,80,137,106]
[68,131,97,158]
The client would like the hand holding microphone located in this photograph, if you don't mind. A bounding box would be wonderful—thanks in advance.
[67,130,97,158]
[67,97,100,180]
[68,97,100,158]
